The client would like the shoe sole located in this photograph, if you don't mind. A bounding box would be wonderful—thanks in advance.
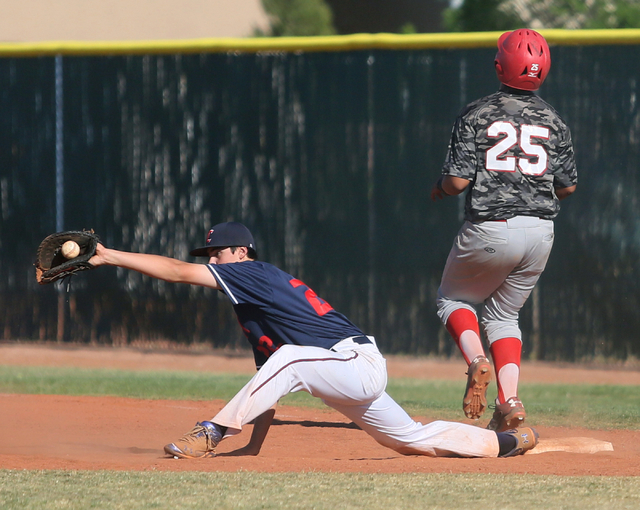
[489,408,527,432]
[164,443,216,459]
[501,409,526,431]
[463,359,491,419]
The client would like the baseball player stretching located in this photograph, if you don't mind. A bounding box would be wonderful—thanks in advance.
[89,221,538,458]
[431,29,577,431]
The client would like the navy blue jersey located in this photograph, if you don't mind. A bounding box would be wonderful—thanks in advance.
[207,261,365,368]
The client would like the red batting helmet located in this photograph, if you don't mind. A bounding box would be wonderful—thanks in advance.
[495,29,551,91]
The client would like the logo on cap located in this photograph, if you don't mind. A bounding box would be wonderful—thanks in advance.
[206,229,214,244]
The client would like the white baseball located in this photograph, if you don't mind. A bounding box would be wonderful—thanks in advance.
[61,240,81,259]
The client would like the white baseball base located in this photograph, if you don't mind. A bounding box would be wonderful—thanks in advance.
[526,437,614,455]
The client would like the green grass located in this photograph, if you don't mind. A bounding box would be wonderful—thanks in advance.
[0,364,638,510]
[1,471,639,510]
[0,365,252,401]
[0,365,638,430]
[387,377,640,429]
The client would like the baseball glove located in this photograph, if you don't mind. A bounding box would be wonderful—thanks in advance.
[35,230,100,285]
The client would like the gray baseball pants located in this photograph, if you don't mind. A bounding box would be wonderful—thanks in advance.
[437,216,554,344]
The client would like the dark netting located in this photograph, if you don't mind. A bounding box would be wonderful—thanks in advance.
[1,45,638,360]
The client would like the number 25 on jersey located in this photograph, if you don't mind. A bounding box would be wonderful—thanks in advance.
[486,121,549,176]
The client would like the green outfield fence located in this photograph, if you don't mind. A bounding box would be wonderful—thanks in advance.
[1,30,639,361]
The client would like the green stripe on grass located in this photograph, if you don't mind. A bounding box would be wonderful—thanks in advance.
[0,365,251,401]
[0,366,638,429]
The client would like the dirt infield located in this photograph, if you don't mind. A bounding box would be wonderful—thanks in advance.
[1,343,639,476]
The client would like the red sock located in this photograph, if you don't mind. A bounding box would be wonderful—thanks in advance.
[490,337,522,403]
[445,309,483,365]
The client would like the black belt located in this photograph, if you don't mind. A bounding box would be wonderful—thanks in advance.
[476,217,547,223]
[330,335,372,351]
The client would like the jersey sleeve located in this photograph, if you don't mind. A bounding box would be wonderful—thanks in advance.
[551,124,578,189]
[206,262,273,307]
[441,104,479,180]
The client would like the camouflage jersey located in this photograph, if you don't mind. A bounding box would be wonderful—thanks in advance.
[441,85,577,222]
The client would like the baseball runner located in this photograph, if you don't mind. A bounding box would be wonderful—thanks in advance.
[431,29,578,431]
[87,221,538,459]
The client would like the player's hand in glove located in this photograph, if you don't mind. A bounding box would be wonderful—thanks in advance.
[87,242,108,267]
[35,230,100,285]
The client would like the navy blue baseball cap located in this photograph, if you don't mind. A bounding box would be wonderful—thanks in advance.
[190,222,256,257]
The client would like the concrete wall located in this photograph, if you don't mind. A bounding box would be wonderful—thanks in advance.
[1,0,269,42]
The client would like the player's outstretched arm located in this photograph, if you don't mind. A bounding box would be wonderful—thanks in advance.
[89,243,220,289]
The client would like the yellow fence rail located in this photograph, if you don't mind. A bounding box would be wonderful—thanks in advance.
[2,29,640,57]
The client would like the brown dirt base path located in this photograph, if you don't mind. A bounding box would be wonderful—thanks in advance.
[1,342,639,476]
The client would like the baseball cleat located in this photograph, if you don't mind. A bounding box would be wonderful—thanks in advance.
[499,427,539,457]
[164,421,222,459]
[463,355,492,420]
[486,397,526,432]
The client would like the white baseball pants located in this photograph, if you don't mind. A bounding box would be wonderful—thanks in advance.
[211,338,499,458]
